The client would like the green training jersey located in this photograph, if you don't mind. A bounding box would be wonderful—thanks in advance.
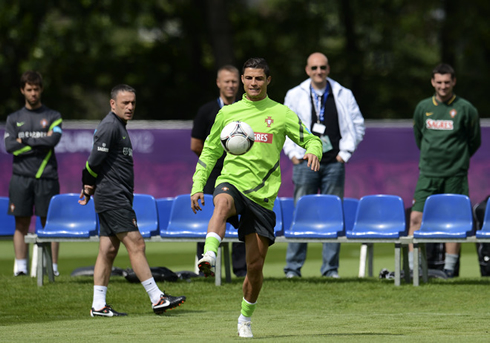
[191,94,323,210]
[413,94,481,177]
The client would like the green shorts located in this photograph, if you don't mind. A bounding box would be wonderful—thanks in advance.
[412,174,469,212]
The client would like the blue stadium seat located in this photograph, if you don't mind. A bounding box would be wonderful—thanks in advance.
[35,216,43,231]
[476,200,490,238]
[347,195,406,239]
[157,197,174,236]
[414,194,474,239]
[133,194,159,238]
[278,197,294,237]
[285,194,344,238]
[0,197,16,236]
[273,198,283,237]
[36,193,98,238]
[343,197,359,233]
[162,194,213,238]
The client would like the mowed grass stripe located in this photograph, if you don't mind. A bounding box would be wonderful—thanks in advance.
[1,242,490,342]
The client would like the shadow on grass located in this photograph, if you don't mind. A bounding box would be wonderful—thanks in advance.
[257,333,404,340]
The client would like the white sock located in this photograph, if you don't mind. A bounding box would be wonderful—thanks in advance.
[408,251,422,270]
[52,263,58,273]
[92,285,107,310]
[239,314,251,323]
[206,250,217,259]
[15,259,27,274]
[444,253,459,271]
[141,277,162,304]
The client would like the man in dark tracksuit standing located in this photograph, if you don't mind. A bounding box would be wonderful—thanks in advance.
[79,84,185,317]
[4,71,62,277]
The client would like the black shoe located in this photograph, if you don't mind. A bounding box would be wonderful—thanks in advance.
[14,271,27,277]
[90,305,127,317]
[152,292,186,314]
[443,269,455,278]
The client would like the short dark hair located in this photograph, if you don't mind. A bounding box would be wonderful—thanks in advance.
[110,84,136,100]
[432,63,455,79]
[20,71,43,89]
[242,58,270,77]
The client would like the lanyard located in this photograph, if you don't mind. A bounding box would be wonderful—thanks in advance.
[217,97,224,109]
[310,84,329,122]
[217,96,238,109]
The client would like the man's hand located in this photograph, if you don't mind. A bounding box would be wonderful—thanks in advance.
[191,192,205,214]
[291,156,301,165]
[304,153,320,172]
[78,185,95,205]
[336,155,345,163]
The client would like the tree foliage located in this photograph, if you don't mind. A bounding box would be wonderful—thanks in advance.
[0,0,489,121]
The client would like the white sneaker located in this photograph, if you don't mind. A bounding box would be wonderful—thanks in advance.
[238,321,253,338]
[198,252,216,277]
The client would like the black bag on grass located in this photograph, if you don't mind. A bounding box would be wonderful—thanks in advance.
[123,266,179,283]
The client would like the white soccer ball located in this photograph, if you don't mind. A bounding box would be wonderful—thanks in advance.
[220,121,255,155]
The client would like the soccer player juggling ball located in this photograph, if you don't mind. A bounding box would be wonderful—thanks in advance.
[190,58,323,338]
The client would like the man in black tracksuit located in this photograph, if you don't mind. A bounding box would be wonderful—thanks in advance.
[79,84,185,317]
[4,71,62,276]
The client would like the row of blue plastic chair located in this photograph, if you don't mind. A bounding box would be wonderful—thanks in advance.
[0,194,358,239]
[2,193,488,240]
[288,193,490,240]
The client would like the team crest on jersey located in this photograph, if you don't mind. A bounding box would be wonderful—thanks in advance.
[123,147,133,156]
[265,116,274,128]
[221,187,229,192]
[450,109,457,118]
[40,118,48,128]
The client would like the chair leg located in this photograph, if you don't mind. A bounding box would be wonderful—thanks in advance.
[413,243,420,286]
[215,246,222,286]
[402,244,410,283]
[36,243,44,287]
[420,243,428,283]
[43,243,55,283]
[223,242,232,283]
[358,243,367,277]
[367,243,374,277]
[194,255,199,275]
[394,243,401,286]
[30,244,37,277]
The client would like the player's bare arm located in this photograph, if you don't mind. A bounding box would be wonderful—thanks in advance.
[191,192,205,214]
[304,153,320,172]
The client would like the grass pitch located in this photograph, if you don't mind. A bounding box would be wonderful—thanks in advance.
[1,241,490,342]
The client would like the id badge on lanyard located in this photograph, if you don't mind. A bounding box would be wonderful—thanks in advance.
[310,86,332,152]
